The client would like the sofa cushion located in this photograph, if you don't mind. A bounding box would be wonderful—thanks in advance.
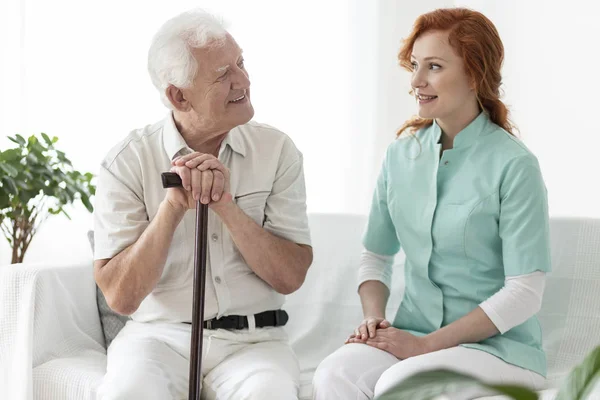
[87,231,130,348]
[537,218,600,387]
[33,352,105,400]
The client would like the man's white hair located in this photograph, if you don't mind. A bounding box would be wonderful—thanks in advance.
[148,9,228,108]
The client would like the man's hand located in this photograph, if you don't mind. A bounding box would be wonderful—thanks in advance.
[166,152,232,212]
[345,317,391,343]
[347,326,431,360]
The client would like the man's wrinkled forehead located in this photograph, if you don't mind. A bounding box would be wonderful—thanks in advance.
[192,36,242,73]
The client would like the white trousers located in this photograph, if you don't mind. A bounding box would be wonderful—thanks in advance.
[97,320,300,400]
[312,343,547,400]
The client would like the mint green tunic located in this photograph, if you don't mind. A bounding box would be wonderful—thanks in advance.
[363,112,551,376]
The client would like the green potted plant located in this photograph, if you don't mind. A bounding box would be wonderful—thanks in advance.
[0,133,95,264]
[376,345,600,400]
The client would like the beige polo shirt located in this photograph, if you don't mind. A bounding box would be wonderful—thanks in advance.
[93,113,311,323]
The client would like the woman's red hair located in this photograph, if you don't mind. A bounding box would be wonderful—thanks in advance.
[397,8,514,137]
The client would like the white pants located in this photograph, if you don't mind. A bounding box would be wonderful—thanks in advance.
[312,344,547,400]
[97,320,300,400]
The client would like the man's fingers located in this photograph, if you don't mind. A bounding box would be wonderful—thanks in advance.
[176,166,191,191]
[211,170,225,201]
[196,159,222,172]
[185,154,215,169]
[191,169,203,201]
[173,152,202,165]
[200,170,214,204]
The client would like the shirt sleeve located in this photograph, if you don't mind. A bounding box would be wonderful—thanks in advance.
[499,154,552,276]
[262,138,311,246]
[93,161,149,260]
[362,152,401,256]
[480,271,546,334]
[358,249,395,290]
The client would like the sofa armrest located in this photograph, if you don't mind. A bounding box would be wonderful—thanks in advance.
[0,260,105,400]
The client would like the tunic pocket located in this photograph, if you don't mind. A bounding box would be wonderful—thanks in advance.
[431,204,469,256]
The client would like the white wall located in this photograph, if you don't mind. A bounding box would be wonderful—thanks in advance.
[1,0,451,265]
[2,0,597,265]
[370,0,454,189]
[457,0,600,218]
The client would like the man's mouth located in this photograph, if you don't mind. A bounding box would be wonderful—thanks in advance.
[229,91,247,104]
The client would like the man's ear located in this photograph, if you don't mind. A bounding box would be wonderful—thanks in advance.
[166,85,191,112]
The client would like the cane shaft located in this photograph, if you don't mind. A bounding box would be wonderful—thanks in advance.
[189,201,208,399]
[160,172,207,400]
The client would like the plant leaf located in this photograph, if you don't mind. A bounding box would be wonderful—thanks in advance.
[41,133,53,146]
[0,163,19,177]
[60,208,71,220]
[1,133,96,260]
[1,177,18,195]
[1,148,22,162]
[14,134,26,145]
[26,152,39,164]
[375,369,538,400]
[556,346,600,400]
[80,194,94,213]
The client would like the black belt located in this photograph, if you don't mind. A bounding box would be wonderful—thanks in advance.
[184,310,289,330]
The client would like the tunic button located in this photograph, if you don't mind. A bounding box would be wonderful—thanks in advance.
[211,233,218,241]
[444,161,449,165]
[215,276,222,284]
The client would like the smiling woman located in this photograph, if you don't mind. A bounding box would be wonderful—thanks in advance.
[397,8,512,139]
[313,7,552,400]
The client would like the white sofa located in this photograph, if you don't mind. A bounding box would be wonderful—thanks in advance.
[1,214,599,400]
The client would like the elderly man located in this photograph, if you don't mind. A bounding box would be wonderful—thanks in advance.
[93,9,312,400]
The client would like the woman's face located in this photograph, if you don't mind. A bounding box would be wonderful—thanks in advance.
[410,30,477,124]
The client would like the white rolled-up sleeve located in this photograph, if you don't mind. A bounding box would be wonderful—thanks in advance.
[479,270,546,334]
[357,249,395,291]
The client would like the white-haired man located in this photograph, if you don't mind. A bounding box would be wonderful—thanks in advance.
[93,9,312,400]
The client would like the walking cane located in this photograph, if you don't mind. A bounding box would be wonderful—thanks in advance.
[161,172,207,400]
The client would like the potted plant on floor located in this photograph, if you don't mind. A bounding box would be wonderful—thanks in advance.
[0,133,95,263]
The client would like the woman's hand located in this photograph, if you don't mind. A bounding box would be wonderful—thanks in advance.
[348,326,431,360]
[345,317,391,343]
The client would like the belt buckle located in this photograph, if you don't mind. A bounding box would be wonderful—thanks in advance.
[206,320,213,330]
